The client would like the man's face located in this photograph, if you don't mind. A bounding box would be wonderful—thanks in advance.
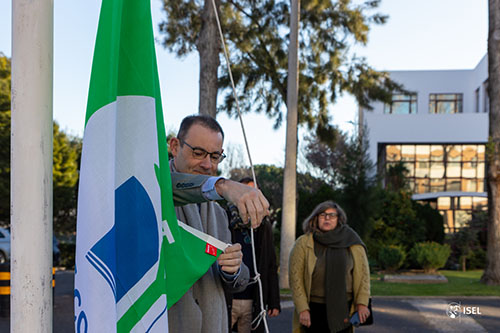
[170,123,223,176]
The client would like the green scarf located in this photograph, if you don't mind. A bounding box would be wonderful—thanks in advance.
[313,224,365,333]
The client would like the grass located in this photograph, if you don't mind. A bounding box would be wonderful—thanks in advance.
[371,270,500,296]
[279,270,500,297]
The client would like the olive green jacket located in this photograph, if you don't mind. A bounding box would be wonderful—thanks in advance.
[289,233,370,333]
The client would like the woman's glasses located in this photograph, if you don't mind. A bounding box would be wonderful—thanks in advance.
[318,212,338,220]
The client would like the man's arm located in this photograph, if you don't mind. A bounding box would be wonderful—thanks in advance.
[170,172,215,206]
[171,172,270,228]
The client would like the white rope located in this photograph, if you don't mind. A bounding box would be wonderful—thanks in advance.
[210,1,269,332]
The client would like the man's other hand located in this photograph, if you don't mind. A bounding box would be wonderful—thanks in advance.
[218,243,243,274]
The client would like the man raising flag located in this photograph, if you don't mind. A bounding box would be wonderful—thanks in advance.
[74,0,269,331]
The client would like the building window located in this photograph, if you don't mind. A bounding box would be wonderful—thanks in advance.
[384,94,417,114]
[475,88,480,113]
[483,80,489,113]
[429,93,463,114]
[383,144,486,194]
[384,144,488,233]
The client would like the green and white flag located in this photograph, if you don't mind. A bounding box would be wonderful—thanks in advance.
[74,0,226,331]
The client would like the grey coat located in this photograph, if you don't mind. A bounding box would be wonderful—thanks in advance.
[169,167,250,333]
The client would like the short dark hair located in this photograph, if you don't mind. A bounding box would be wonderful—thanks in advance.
[239,177,254,185]
[302,200,347,233]
[177,115,225,142]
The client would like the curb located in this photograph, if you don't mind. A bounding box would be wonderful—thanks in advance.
[371,295,500,300]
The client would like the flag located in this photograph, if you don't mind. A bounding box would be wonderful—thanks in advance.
[74,0,227,331]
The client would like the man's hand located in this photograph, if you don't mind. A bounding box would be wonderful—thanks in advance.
[357,304,370,324]
[268,308,280,317]
[215,179,270,228]
[299,310,311,327]
[217,243,243,274]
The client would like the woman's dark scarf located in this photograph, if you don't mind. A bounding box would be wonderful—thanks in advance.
[313,224,366,332]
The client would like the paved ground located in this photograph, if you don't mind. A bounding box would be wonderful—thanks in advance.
[0,271,499,332]
[269,297,500,333]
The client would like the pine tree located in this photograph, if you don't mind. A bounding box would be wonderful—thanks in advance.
[159,0,404,141]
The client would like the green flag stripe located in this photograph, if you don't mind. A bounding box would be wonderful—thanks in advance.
[85,0,157,124]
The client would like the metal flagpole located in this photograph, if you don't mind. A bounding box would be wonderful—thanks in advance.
[11,0,54,331]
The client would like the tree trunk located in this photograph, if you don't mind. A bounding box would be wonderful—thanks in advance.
[279,0,300,289]
[197,0,220,118]
[481,0,500,285]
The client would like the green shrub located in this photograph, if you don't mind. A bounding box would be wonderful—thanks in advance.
[378,245,406,272]
[413,202,445,243]
[467,248,486,269]
[410,242,451,273]
[59,241,75,270]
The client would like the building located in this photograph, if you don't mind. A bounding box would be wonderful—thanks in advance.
[361,55,489,233]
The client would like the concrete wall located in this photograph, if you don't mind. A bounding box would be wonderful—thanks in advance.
[363,55,489,167]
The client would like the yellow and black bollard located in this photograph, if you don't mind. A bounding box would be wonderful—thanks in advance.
[0,264,56,318]
[0,263,9,318]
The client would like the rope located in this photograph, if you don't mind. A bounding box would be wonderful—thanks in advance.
[210,1,269,332]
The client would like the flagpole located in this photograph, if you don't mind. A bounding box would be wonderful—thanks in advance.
[11,0,54,331]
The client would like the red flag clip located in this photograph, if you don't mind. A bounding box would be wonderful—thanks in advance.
[205,243,217,256]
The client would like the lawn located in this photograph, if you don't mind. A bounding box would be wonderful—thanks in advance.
[371,270,500,296]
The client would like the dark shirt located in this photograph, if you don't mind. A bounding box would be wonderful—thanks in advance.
[233,228,255,299]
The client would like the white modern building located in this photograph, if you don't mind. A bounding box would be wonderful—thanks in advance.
[361,55,489,232]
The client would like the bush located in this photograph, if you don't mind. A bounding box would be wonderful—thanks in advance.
[445,210,487,271]
[59,241,75,270]
[467,248,486,270]
[410,242,451,273]
[368,190,426,253]
[414,202,445,243]
[378,245,406,272]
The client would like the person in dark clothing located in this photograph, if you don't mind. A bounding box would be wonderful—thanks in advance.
[227,178,281,333]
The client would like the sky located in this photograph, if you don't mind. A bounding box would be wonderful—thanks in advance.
[0,0,488,170]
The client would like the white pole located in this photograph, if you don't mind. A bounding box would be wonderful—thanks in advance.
[11,0,53,331]
[280,0,300,289]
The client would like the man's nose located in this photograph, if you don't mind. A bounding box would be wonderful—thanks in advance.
[199,155,213,169]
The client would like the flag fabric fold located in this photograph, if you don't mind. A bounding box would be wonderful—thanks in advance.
[74,0,226,331]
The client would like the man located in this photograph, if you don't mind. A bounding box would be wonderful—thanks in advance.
[167,115,270,333]
[228,178,281,333]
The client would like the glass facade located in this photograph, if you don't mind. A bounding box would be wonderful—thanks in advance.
[384,94,417,114]
[384,143,487,233]
[429,93,463,114]
[385,144,485,193]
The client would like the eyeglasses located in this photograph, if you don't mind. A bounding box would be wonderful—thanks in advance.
[180,139,226,163]
[318,212,338,220]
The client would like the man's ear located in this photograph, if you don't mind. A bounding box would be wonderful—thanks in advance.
[169,137,180,158]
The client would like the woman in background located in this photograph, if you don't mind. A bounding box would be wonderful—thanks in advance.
[289,201,370,333]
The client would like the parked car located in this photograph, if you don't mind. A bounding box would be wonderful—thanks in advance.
[0,227,61,265]
[0,227,10,264]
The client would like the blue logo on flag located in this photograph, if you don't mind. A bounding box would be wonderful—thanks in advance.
[86,176,159,302]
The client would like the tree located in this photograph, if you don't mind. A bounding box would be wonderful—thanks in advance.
[0,53,10,112]
[159,0,221,116]
[303,130,348,185]
[367,190,426,264]
[229,164,334,227]
[159,0,404,139]
[0,53,11,225]
[482,0,500,285]
[0,53,82,232]
[53,123,82,235]
[304,126,378,238]
[336,130,379,239]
